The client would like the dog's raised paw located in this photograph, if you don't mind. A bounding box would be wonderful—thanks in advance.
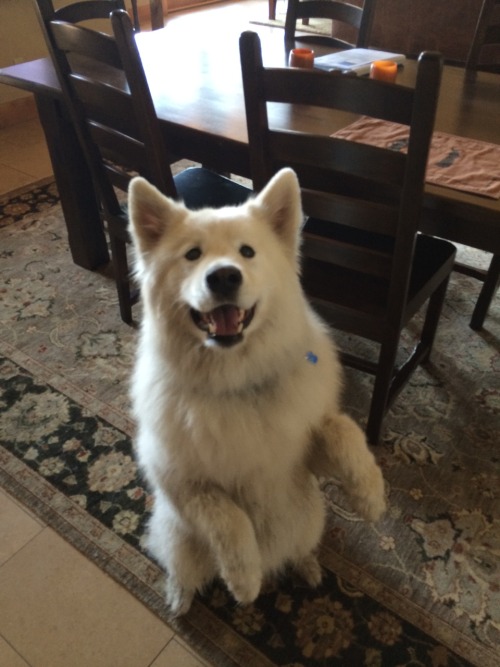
[294,553,322,588]
[351,467,387,522]
[225,565,262,605]
[165,577,195,617]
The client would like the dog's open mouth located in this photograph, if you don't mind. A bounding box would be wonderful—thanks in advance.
[191,304,255,346]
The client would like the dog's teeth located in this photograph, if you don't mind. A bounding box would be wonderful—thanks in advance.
[207,319,217,335]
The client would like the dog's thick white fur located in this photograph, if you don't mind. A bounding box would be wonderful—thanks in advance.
[128,168,386,616]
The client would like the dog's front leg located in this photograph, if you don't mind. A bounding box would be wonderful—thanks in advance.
[181,486,262,605]
[308,413,387,522]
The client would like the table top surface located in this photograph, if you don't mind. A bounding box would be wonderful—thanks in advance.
[2,18,499,139]
[1,16,499,222]
[138,22,500,141]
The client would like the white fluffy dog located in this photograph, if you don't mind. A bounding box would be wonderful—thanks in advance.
[128,168,386,616]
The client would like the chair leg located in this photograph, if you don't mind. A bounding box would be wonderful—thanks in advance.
[389,276,450,406]
[109,233,133,324]
[366,276,451,445]
[365,337,400,445]
[470,254,500,330]
[268,0,277,20]
[418,276,450,363]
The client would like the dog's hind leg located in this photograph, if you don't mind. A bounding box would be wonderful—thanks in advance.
[308,413,387,522]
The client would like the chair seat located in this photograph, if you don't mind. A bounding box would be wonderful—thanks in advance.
[116,168,251,221]
[112,166,252,255]
[302,231,456,341]
[173,167,252,209]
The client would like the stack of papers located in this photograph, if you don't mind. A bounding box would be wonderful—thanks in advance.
[313,48,406,75]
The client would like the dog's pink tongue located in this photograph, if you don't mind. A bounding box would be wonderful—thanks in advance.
[211,305,240,336]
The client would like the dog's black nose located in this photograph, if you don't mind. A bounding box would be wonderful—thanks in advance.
[206,266,242,296]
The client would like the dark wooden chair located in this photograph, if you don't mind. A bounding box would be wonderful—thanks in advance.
[284,0,375,48]
[33,0,141,32]
[38,8,251,323]
[240,30,456,444]
[457,0,500,329]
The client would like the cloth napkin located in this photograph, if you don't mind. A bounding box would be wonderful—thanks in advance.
[332,117,500,199]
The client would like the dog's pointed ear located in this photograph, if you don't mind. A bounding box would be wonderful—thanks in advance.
[254,168,303,254]
[128,177,185,255]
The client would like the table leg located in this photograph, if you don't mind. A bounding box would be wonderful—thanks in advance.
[35,95,109,271]
[469,254,500,330]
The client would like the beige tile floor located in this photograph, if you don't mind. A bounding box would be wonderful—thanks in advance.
[0,118,53,197]
[0,2,268,664]
[0,490,210,667]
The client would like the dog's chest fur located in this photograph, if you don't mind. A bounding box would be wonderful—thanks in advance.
[135,333,335,489]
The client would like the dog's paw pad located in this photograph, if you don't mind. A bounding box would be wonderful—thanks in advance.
[295,554,322,588]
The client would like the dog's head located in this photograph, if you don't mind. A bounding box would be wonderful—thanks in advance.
[128,168,303,348]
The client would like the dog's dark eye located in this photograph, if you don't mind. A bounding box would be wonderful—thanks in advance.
[185,247,202,261]
[240,245,255,258]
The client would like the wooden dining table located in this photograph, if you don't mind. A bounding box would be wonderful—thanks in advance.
[0,15,499,272]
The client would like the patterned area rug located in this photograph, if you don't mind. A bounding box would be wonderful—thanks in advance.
[1,177,499,667]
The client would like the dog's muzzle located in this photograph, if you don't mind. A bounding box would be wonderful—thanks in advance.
[191,304,255,346]
[190,265,255,346]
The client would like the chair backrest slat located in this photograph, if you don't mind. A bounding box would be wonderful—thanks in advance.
[262,68,414,124]
[51,0,125,23]
[69,75,141,138]
[268,133,407,190]
[88,123,145,164]
[33,0,140,32]
[301,189,400,237]
[302,232,393,277]
[51,19,123,68]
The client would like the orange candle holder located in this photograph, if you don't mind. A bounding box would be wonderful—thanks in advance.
[369,60,398,82]
[289,48,315,69]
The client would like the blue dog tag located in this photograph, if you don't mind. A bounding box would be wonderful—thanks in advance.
[305,351,318,364]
